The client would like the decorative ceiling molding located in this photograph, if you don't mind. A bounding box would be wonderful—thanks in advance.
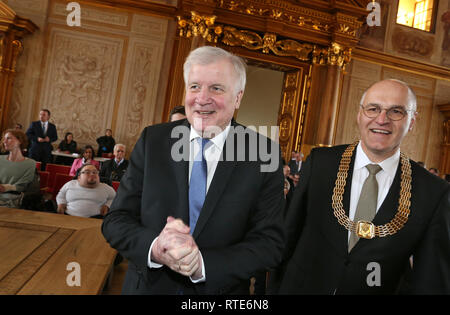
[177,11,353,69]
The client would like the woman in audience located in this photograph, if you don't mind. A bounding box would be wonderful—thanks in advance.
[69,145,99,176]
[56,132,77,165]
[0,129,36,208]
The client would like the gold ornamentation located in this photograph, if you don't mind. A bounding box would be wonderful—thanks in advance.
[177,12,221,43]
[356,221,375,239]
[222,26,313,61]
[312,42,352,69]
[331,141,412,238]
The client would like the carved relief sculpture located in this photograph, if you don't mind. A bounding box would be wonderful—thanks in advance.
[392,28,434,58]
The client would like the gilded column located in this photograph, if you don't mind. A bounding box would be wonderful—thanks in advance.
[0,2,37,132]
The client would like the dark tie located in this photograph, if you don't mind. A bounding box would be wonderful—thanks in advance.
[349,164,382,251]
[188,138,209,234]
[42,123,46,136]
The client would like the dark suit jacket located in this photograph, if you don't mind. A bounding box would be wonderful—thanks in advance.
[288,160,301,175]
[99,159,129,185]
[102,119,285,294]
[26,120,58,161]
[275,144,450,294]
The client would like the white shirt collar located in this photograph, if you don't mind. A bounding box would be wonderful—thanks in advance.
[189,122,231,150]
[354,141,400,178]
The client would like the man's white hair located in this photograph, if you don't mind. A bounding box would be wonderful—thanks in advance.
[183,46,247,96]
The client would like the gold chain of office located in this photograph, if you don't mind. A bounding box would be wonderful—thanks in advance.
[331,141,412,239]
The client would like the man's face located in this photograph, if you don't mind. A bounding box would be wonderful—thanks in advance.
[283,165,290,177]
[357,80,416,162]
[78,165,99,188]
[185,59,243,137]
[114,146,125,160]
[39,111,49,122]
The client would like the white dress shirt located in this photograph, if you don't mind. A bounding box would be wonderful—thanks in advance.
[348,141,400,241]
[148,123,231,282]
[41,121,48,135]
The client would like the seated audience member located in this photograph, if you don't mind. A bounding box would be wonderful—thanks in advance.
[169,105,186,122]
[56,132,78,165]
[56,164,116,218]
[0,129,36,208]
[96,129,115,157]
[69,145,100,176]
[429,167,439,176]
[445,174,450,183]
[15,123,23,130]
[99,144,128,185]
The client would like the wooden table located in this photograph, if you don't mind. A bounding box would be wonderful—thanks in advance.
[0,207,117,294]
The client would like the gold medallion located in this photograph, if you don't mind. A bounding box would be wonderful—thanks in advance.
[331,141,412,238]
[356,221,375,239]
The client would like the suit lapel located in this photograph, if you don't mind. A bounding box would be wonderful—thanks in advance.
[170,120,190,225]
[321,146,356,255]
[192,125,237,238]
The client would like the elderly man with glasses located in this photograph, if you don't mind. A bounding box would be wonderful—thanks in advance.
[56,164,116,218]
[272,79,450,295]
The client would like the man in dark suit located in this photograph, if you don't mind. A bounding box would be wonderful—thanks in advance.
[102,46,285,294]
[288,151,303,176]
[273,79,450,294]
[99,143,129,185]
[26,109,58,171]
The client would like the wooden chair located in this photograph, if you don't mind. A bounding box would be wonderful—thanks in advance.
[111,181,120,192]
[52,173,74,199]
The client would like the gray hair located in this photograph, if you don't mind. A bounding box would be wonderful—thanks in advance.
[114,143,126,151]
[183,46,247,95]
[360,79,417,112]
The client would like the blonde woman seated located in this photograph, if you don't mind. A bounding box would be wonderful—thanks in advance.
[69,145,99,176]
[0,129,36,208]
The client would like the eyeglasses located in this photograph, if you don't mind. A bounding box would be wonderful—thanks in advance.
[360,104,413,121]
[80,170,99,175]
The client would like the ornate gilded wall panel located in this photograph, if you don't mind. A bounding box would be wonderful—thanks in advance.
[39,27,124,148]
[115,36,168,154]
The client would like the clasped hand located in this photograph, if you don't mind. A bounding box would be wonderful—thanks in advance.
[151,216,202,279]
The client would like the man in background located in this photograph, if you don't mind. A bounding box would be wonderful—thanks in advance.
[169,105,187,122]
[26,109,58,170]
[99,144,129,186]
[57,164,116,218]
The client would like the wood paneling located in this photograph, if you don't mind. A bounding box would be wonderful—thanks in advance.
[0,207,116,295]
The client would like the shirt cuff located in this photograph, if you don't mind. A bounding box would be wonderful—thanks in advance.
[189,251,206,283]
[148,237,163,269]
[148,237,206,283]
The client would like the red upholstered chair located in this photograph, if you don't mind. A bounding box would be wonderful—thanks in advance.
[35,161,41,170]
[111,181,120,192]
[45,163,71,194]
[52,173,74,199]
[102,153,114,159]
